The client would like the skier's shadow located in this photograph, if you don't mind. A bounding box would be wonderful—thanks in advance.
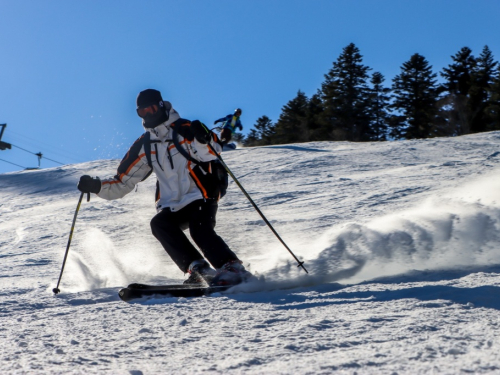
[226,267,500,311]
[227,283,500,311]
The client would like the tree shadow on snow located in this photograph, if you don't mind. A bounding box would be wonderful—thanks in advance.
[261,145,329,153]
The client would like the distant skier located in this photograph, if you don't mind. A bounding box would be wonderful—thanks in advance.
[214,108,243,145]
[76,89,251,287]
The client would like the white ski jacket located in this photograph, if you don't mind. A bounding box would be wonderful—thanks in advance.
[97,106,223,212]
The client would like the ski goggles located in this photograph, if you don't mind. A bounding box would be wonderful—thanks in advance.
[137,104,159,118]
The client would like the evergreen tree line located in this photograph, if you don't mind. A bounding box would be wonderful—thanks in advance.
[240,43,500,146]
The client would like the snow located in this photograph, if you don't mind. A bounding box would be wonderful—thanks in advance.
[2,132,500,374]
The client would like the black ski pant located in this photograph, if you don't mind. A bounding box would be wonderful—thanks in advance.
[220,128,232,144]
[150,199,238,273]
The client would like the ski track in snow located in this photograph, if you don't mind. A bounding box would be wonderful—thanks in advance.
[2,132,500,373]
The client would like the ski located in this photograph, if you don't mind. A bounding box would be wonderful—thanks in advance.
[118,283,232,302]
[223,142,237,151]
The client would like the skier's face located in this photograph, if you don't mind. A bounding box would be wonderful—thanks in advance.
[137,104,159,118]
[137,102,168,128]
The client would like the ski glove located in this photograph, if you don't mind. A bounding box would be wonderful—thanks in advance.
[190,120,212,144]
[78,175,101,194]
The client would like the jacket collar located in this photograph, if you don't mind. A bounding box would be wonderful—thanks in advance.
[145,106,180,141]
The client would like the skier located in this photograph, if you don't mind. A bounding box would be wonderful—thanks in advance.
[214,108,243,144]
[77,89,251,287]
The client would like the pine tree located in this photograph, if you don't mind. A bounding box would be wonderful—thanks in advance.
[232,132,245,144]
[243,128,260,147]
[367,72,391,140]
[254,115,276,145]
[273,91,309,144]
[319,43,371,141]
[243,116,275,146]
[469,45,498,132]
[391,53,440,139]
[441,47,476,96]
[485,66,500,130]
[306,92,325,141]
[440,46,499,134]
[440,47,476,134]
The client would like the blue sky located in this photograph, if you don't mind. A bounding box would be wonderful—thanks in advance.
[0,0,499,174]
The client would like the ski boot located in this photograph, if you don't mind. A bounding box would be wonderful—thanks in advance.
[184,259,217,286]
[210,260,252,287]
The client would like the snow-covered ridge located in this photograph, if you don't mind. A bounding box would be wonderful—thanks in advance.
[2,132,500,374]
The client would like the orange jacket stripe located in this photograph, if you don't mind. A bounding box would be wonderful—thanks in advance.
[187,161,208,199]
[102,152,155,185]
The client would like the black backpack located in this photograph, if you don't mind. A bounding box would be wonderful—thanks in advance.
[143,120,228,200]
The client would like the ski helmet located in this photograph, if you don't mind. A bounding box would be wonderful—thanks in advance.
[235,108,242,115]
[136,89,168,128]
[137,88,164,108]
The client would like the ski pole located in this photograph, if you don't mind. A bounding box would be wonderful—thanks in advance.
[53,192,89,294]
[208,143,308,274]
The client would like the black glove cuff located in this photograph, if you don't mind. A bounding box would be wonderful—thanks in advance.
[78,175,101,194]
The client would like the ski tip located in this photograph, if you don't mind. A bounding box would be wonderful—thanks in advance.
[118,288,133,302]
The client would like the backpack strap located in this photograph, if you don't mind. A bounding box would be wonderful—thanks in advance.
[143,131,153,169]
[171,120,200,165]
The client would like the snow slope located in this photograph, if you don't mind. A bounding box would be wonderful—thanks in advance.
[2,132,500,374]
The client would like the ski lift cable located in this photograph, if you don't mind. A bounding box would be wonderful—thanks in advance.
[11,144,65,165]
[0,158,26,169]
[5,131,87,163]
